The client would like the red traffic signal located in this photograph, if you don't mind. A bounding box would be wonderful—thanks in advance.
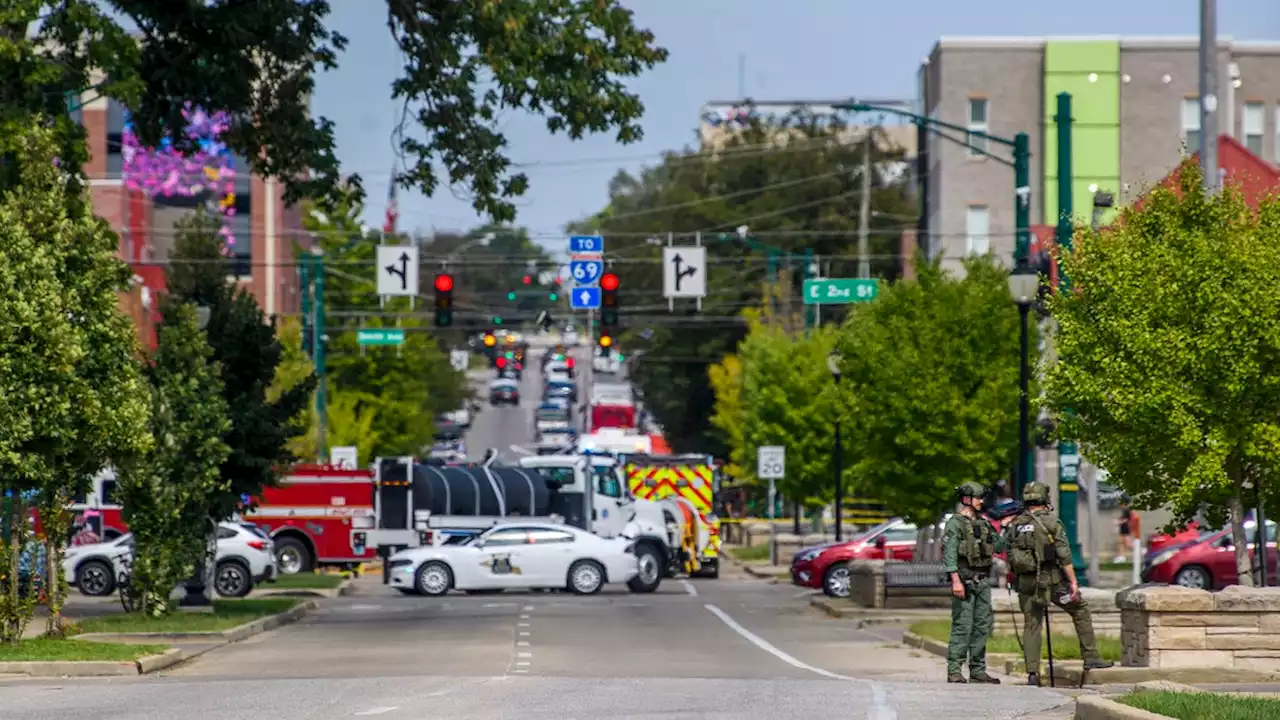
[496,357,507,368]
[434,274,454,293]
[566,357,575,369]
[600,272,619,291]
[522,275,532,285]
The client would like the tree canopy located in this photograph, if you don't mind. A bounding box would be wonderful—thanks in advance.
[835,256,1022,527]
[0,1,667,218]
[572,110,916,451]
[1045,162,1280,585]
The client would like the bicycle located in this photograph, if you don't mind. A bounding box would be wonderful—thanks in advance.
[117,554,138,613]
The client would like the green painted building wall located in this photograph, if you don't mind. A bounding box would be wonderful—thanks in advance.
[1043,40,1121,225]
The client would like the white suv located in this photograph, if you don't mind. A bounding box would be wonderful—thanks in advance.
[63,521,276,598]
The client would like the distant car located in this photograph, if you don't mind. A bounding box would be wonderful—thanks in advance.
[386,523,638,596]
[791,517,977,598]
[63,522,275,598]
[536,427,577,455]
[544,380,576,403]
[490,379,520,406]
[1142,521,1273,589]
[564,328,579,346]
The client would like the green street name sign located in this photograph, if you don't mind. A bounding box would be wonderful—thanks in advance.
[803,278,879,305]
[357,328,406,346]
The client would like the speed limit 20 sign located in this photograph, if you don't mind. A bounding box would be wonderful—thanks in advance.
[757,446,785,479]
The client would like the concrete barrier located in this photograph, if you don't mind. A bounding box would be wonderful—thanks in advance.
[1118,584,1280,672]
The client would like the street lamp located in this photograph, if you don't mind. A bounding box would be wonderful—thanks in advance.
[1008,267,1039,499]
[828,350,845,542]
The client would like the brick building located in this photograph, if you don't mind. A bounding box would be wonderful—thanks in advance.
[72,90,308,347]
[918,36,1280,276]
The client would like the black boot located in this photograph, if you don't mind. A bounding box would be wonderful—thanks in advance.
[969,672,1001,684]
[1026,673,1040,687]
[1083,659,1114,670]
[947,673,967,683]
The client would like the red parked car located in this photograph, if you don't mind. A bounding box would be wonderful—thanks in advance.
[1146,521,1202,554]
[791,519,924,598]
[1142,521,1275,589]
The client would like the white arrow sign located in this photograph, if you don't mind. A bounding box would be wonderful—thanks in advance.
[376,245,420,297]
[663,246,706,299]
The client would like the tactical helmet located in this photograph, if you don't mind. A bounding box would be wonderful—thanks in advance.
[956,481,985,499]
[1023,481,1050,504]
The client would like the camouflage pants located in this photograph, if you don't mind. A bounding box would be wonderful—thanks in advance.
[947,580,992,676]
[1017,575,1099,676]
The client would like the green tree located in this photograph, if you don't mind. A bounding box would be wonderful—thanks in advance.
[118,304,231,615]
[268,316,319,462]
[738,316,844,506]
[0,125,151,641]
[165,211,315,520]
[708,354,747,482]
[836,256,1022,528]
[1045,163,1280,586]
[572,111,916,452]
[0,1,666,217]
[303,198,467,457]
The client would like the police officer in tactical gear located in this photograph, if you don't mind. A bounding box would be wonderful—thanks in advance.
[1005,481,1114,686]
[941,481,1004,684]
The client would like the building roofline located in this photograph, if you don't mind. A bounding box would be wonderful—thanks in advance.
[932,35,1255,54]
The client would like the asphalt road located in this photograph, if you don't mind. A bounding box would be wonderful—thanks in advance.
[1,567,1077,719]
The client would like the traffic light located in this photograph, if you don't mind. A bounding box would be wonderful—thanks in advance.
[483,333,496,348]
[493,316,504,325]
[522,275,532,285]
[506,290,516,301]
[433,273,454,327]
[548,291,558,301]
[598,329,614,348]
[496,356,507,369]
[600,271,619,328]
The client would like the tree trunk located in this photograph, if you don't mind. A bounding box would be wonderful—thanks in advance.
[1229,489,1255,587]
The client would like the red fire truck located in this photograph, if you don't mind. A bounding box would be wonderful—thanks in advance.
[69,465,377,574]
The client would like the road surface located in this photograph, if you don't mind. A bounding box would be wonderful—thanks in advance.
[1,565,1077,719]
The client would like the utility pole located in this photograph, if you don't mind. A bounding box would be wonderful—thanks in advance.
[311,249,328,462]
[857,131,872,280]
[1199,0,1219,193]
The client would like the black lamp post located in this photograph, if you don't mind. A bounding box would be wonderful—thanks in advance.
[1008,268,1038,500]
[180,302,215,609]
[828,350,844,542]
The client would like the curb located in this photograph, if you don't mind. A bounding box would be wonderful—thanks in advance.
[0,646,186,678]
[902,631,1021,675]
[76,599,316,647]
[807,597,947,626]
[1074,696,1174,720]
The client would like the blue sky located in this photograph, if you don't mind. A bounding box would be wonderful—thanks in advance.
[312,1,1279,251]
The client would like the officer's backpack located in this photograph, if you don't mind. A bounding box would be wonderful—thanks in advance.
[1009,513,1055,575]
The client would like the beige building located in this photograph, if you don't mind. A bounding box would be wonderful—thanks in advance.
[919,35,1280,276]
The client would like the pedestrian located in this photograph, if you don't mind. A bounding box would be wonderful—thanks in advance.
[1114,498,1137,563]
[1006,482,1114,686]
[941,481,1003,684]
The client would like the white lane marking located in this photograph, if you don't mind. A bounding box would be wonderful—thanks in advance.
[519,614,530,619]
[516,661,531,667]
[481,602,516,608]
[519,631,530,636]
[349,604,383,611]
[517,652,533,658]
[508,444,533,456]
[703,604,897,720]
[522,605,533,611]
[680,580,698,596]
[518,622,530,627]
[513,668,529,673]
[517,641,530,646]
[354,708,399,716]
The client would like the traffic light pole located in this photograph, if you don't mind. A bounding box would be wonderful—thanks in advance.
[311,250,328,463]
[1051,92,1086,584]
[584,307,595,434]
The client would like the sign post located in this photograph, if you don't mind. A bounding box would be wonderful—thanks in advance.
[757,446,786,566]
[357,328,406,346]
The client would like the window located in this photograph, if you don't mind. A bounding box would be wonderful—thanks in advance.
[107,99,126,178]
[967,98,988,156]
[481,528,530,547]
[527,528,574,544]
[216,526,238,540]
[1182,98,1201,154]
[99,479,120,507]
[966,205,990,256]
[881,525,920,544]
[530,466,575,488]
[593,467,623,498]
[1244,103,1264,156]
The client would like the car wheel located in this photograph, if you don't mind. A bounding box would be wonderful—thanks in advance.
[1174,565,1212,590]
[274,537,314,575]
[215,561,252,597]
[823,562,852,598]
[416,561,453,597]
[76,560,116,597]
[567,560,605,595]
[626,544,663,593]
